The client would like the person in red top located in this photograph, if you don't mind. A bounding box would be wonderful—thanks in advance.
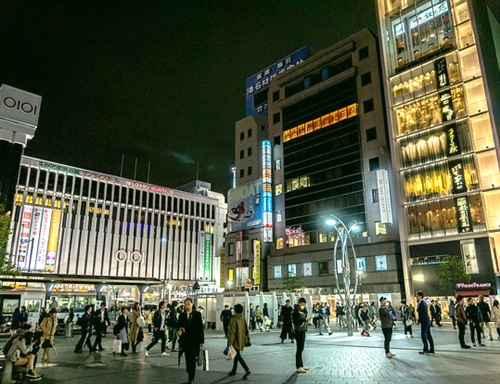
[455,296,471,349]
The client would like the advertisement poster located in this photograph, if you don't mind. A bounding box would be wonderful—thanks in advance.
[45,210,61,271]
[36,208,52,270]
[27,207,42,270]
[16,205,33,268]
[254,240,261,285]
[227,180,263,232]
[204,233,211,279]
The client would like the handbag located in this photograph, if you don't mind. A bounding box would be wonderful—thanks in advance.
[136,316,145,327]
[405,319,413,326]
[225,345,237,360]
[294,321,308,333]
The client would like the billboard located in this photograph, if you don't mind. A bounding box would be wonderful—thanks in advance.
[245,46,309,116]
[227,180,263,232]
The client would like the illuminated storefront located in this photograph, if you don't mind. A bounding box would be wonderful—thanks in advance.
[376,0,500,296]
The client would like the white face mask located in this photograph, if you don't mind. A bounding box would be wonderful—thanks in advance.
[300,305,305,310]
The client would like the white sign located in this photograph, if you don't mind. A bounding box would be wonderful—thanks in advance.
[115,250,143,263]
[0,84,42,127]
[377,169,393,224]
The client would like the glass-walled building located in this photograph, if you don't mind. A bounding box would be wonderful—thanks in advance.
[8,156,227,288]
[375,0,500,297]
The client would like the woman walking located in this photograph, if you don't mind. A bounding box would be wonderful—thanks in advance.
[40,308,57,363]
[64,308,75,338]
[292,298,310,374]
[116,307,129,356]
[10,307,21,334]
[129,302,144,353]
[491,299,500,339]
[227,304,251,379]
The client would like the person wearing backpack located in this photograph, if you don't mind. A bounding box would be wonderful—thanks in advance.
[74,305,94,353]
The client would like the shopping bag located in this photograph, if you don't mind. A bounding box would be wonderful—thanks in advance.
[113,339,122,354]
[202,347,209,371]
[225,345,237,360]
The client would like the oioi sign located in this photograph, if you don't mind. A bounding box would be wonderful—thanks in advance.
[115,250,143,263]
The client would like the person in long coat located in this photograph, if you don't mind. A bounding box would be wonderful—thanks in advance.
[129,302,144,353]
[117,307,129,356]
[227,304,251,379]
[40,308,57,363]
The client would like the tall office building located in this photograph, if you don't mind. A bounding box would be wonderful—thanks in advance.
[266,29,403,303]
[375,0,500,298]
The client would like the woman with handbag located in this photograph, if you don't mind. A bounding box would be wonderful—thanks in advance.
[227,304,251,379]
[116,307,129,356]
[40,308,57,363]
[400,300,415,338]
[292,298,310,374]
[129,302,144,353]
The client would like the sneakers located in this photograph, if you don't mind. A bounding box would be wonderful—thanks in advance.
[27,370,41,379]
[361,331,366,336]
[405,334,408,338]
[410,335,414,338]
[161,352,170,356]
[243,371,251,379]
[386,353,393,358]
[228,371,236,376]
[296,367,307,373]
[365,332,370,337]
[302,366,310,370]
[145,350,149,357]
[390,353,396,357]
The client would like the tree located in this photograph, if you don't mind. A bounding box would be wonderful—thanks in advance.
[438,254,470,295]
[281,272,304,293]
[0,205,20,276]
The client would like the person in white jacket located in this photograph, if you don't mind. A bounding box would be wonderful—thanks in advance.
[491,299,500,339]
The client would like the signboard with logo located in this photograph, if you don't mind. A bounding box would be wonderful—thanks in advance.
[446,123,460,156]
[253,240,261,285]
[204,233,211,279]
[0,84,42,127]
[377,169,393,224]
[227,180,264,232]
[434,57,449,89]
[245,46,309,116]
[449,160,467,193]
[455,197,472,233]
[439,90,455,121]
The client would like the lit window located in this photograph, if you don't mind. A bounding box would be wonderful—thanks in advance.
[303,262,312,276]
[276,237,284,249]
[375,222,386,235]
[275,159,281,171]
[275,184,282,196]
[274,265,282,278]
[288,264,297,277]
[356,257,366,271]
[276,211,282,222]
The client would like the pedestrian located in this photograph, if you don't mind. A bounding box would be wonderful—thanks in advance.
[64,308,75,338]
[221,305,232,338]
[167,301,179,352]
[465,298,484,347]
[318,302,332,335]
[227,304,251,379]
[416,291,435,354]
[129,302,144,353]
[249,303,256,331]
[95,302,110,337]
[448,299,457,330]
[455,296,471,349]
[387,301,397,328]
[379,297,395,358]
[292,298,310,374]
[40,308,57,363]
[116,306,129,356]
[10,308,21,335]
[177,298,205,384]
[145,301,169,357]
[5,330,42,379]
[430,300,443,327]
[20,306,29,327]
[477,295,493,341]
[74,305,94,353]
[490,299,500,339]
[38,308,48,327]
[254,305,264,331]
[263,303,271,331]
[400,300,415,338]
[358,303,370,336]
[280,300,294,343]
[369,302,377,330]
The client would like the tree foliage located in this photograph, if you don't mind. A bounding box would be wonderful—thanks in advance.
[281,272,304,293]
[0,205,20,276]
[438,254,470,295]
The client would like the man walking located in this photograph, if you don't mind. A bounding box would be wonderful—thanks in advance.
[455,296,471,349]
[318,302,332,335]
[430,300,442,327]
[220,305,232,339]
[167,301,179,352]
[145,301,169,357]
[416,291,435,354]
[280,300,294,343]
[379,297,395,358]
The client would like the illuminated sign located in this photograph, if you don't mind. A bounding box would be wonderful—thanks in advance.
[456,282,490,289]
[245,46,309,116]
[262,141,273,242]
[455,196,472,233]
[115,250,143,263]
[439,90,455,121]
[435,57,449,89]
[199,232,205,279]
[446,124,460,156]
[377,169,393,224]
[16,206,33,268]
[0,84,42,128]
[253,240,261,285]
[449,160,467,193]
[409,1,449,29]
[45,210,62,271]
[283,103,358,143]
[219,249,225,289]
[204,233,211,279]
[227,180,264,232]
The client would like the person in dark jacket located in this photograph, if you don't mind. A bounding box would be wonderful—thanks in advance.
[38,308,48,327]
[292,298,310,374]
[280,300,294,343]
[167,301,179,352]
[455,296,471,349]
[74,305,94,353]
[20,306,29,327]
[477,295,493,341]
[416,291,434,354]
[145,301,168,356]
[227,304,251,379]
[177,298,205,384]
[465,298,484,347]
[10,307,21,334]
[220,305,232,338]
[379,297,395,358]
[430,300,443,327]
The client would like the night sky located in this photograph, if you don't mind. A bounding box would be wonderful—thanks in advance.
[1,0,377,194]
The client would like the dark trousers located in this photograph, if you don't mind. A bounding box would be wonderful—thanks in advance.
[93,325,103,349]
[223,321,230,338]
[382,327,392,353]
[231,349,249,373]
[168,327,178,350]
[470,321,482,344]
[75,328,92,351]
[294,331,305,369]
[420,322,434,352]
[280,324,293,341]
[146,329,166,353]
[184,347,199,381]
[451,316,457,329]
[404,323,413,336]
[458,321,466,346]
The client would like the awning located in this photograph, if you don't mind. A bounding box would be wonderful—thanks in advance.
[455,289,491,297]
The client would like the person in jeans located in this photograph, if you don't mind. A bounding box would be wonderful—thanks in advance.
[379,297,395,358]
[145,301,169,357]
[455,296,471,349]
[227,304,251,379]
[358,303,370,336]
[416,291,434,354]
[292,298,310,374]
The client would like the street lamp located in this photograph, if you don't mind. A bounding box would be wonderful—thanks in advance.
[326,215,362,336]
